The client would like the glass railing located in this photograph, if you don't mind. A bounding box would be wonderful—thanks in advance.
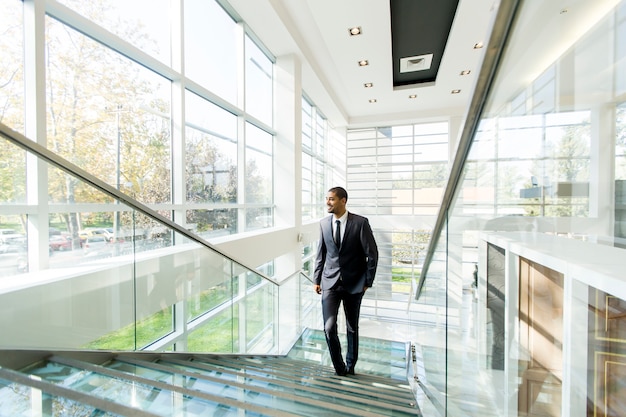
[0,122,314,355]
[416,0,626,416]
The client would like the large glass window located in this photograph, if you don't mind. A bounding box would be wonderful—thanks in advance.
[185,0,238,105]
[615,102,626,240]
[617,103,626,180]
[345,122,449,334]
[302,98,313,151]
[0,0,24,135]
[470,108,592,217]
[0,0,25,205]
[245,35,273,126]
[245,122,273,230]
[57,0,171,65]
[301,96,331,220]
[347,123,448,215]
[0,0,277,354]
[302,153,313,221]
[46,17,172,201]
[244,123,272,204]
[185,91,238,236]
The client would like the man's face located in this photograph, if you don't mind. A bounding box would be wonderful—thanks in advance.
[326,191,346,215]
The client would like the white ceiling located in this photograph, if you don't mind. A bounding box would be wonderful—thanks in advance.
[226,0,498,129]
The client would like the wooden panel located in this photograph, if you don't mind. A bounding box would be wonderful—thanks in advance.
[588,289,626,417]
[519,257,563,417]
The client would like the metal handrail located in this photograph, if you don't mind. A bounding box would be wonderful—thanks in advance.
[0,122,277,285]
[299,270,314,284]
[415,0,522,300]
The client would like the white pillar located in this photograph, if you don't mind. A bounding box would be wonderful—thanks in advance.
[23,0,49,270]
[274,54,302,229]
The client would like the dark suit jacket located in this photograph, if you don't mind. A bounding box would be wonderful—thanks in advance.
[314,212,378,294]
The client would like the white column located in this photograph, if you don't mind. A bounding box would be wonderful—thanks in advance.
[236,23,246,232]
[23,0,49,270]
[588,104,615,236]
[274,54,301,229]
[504,249,520,416]
[170,0,186,232]
[561,277,588,417]
[272,54,304,279]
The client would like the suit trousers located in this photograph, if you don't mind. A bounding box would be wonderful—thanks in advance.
[321,283,365,374]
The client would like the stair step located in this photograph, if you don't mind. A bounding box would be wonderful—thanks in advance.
[122,356,419,416]
[1,330,423,416]
[22,356,289,416]
[168,356,416,404]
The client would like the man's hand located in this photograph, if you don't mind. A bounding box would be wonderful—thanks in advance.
[314,284,322,294]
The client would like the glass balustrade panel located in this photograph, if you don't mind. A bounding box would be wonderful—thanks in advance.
[417,1,626,416]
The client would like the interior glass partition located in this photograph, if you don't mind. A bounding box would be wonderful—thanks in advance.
[0,125,316,356]
[420,0,626,416]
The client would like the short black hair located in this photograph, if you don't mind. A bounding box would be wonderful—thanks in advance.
[328,186,348,201]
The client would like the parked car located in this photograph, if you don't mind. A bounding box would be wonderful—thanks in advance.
[81,228,114,243]
[78,229,98,246]
[0,236,28,274]
[82,235,109,256]
[49,235,72,251]
[103,228,114,241]
[0,235,26,254]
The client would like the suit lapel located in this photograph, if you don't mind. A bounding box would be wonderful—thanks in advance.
[324,216,335,246]
[342,213,354,247]
[326,213,352,251]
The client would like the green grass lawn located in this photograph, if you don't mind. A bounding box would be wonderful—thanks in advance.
[82,284,269,352]
[392,267,420,293]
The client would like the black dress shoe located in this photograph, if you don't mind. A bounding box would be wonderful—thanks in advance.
[335,367,348,376]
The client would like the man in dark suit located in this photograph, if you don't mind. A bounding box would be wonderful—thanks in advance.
[314,186,378,376]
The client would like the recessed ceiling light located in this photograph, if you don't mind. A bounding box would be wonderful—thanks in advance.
[349,26,362,36]
[473,42,484,49]
[369,99,377,103]
[451,89,461,94]
[408,94,417,99]
[364,82,373,88]
[358,59,369,67]
[460,70,471,76]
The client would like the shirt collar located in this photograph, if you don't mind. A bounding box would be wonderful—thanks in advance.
[333,211,348,224]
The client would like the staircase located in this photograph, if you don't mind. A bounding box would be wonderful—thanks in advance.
[0,331,422,416]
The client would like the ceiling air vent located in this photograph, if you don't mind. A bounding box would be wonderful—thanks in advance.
[399,54,433,73]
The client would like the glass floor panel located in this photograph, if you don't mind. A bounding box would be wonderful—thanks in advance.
[123,359,350,417]
[108,359,324,415]
[0,377,123,417]
[21,361,254,417]
[288,329,408,380]
[159,358,418,416]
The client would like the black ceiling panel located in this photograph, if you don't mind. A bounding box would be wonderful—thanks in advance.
[390,0,459,87]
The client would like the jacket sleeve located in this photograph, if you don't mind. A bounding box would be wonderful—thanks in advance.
[361,218,378,287]
[313,222,326,285]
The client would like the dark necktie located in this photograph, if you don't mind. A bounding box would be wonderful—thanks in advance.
[335,220,341,249]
